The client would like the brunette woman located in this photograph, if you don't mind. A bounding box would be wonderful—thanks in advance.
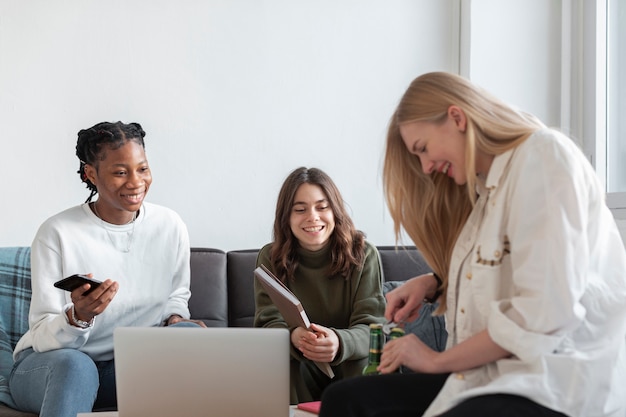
[254,167,386,404]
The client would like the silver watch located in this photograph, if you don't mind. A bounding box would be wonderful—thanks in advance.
[71,305,94,328]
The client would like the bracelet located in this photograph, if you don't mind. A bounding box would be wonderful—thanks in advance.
[71,305,95,328]
[424,272,443,304]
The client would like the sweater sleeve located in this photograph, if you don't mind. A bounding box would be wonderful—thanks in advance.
[26,224,91,353]
[331,242,386,364]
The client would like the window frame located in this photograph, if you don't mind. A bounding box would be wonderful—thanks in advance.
[583,0,626,211]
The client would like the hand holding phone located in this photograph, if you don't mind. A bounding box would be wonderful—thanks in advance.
[54,274,102,295]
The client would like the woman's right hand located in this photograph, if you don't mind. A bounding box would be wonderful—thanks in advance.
[384,273,437,323]
[68,276,119,325]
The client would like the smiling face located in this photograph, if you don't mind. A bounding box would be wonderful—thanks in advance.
[289,183,336,251]
[84,140,152,224]
[399,117,468,185]
[399,105,495,185]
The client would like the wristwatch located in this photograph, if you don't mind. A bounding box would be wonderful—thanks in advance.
[71,305,95,328]
[424,272,443,304]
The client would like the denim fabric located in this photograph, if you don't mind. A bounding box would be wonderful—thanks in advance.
[10,348,99,417]
[382,281,447,352]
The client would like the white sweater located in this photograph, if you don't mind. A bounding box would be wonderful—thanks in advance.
[14,202,191,361]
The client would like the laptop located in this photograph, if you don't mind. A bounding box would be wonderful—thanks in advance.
[113,326,290,417]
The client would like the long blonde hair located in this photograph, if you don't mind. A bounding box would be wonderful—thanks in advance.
[383,72,544,313]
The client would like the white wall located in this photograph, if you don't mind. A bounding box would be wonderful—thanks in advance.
[468,0,562,129]
[3,1,622,250]
[0,0,459,250]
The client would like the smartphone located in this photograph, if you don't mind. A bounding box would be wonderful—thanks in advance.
[54,274,102,295]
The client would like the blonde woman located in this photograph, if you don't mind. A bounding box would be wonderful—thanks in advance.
[319,72,626,417]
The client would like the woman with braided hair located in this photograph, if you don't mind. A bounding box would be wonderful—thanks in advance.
[10,121,205,417]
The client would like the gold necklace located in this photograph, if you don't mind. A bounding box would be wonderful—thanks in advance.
[92,202,137,253]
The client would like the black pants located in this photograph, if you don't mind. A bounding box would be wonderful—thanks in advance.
[319,373,568,417]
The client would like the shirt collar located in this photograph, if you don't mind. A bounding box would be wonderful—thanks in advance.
[484,146,517,191]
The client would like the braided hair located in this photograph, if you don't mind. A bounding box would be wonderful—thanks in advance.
[75,121,146,203]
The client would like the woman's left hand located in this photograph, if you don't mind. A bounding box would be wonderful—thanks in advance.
[378,333,439,374]
[297,323,339,363]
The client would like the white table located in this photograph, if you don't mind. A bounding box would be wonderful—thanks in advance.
[78,413,118,417]
[78,406,298,416]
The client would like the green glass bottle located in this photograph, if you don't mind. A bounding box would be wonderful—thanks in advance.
[362,323,384,375]
[389,327,405,340]
[389,327,405,373]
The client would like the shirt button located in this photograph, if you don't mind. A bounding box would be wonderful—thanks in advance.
[466,272,472,280]
[455,373,465,380]
[460,308,465,314]
[494,250,501,257]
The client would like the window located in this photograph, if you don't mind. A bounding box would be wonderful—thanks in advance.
[589,0,626,209]
[606,0,625,196]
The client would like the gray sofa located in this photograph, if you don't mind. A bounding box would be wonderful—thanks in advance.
[0,246,445,417]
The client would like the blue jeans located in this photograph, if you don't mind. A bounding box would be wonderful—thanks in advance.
[9,322,202,417]
[10,347,101,417]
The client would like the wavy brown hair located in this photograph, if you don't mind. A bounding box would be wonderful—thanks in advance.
[270,167,366,282]
[383,72,544,313]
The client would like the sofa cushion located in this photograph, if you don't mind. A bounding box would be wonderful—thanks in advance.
[226,250,258,327]
[0,247,31,409]
[188,248,228,327]
[377,245,433,282]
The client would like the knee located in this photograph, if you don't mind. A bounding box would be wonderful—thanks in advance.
[48,349,98,387]
[11,348,100,411]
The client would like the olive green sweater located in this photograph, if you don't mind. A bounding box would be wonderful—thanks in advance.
[254,240,386,365]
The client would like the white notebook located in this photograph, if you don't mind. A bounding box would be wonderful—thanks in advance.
[114,326,290,417]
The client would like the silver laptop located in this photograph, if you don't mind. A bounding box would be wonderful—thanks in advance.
[114,326,290,417]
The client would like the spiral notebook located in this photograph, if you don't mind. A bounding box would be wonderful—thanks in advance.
[113,326,290,417]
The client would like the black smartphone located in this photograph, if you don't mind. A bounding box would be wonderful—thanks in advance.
[54,274,102,295]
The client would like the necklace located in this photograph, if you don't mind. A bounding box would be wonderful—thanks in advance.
[92,202,137,253]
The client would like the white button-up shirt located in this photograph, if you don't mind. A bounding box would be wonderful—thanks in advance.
[424,129,626,417]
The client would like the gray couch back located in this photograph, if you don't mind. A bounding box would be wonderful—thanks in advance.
[188,246,433,328]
